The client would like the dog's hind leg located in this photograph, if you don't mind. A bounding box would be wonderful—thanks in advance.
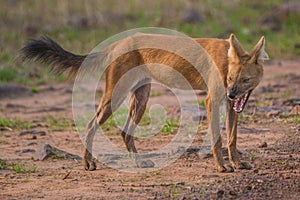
[82,115,99,171]
[83,98,113,171]
[120,81,153,167]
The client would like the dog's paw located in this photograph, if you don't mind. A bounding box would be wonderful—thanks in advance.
[83,158,96,171]
[83,149,96,171]
[136,159,155,168]
[233,161,252,170]
[217,164,234,173]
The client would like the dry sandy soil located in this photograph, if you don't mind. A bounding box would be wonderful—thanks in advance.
[0,60,299,199]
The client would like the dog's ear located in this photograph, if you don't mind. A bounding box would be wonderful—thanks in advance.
[228,34,248,61]
[250,36,269,63]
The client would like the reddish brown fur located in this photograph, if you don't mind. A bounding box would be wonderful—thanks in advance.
[20,33,268,172]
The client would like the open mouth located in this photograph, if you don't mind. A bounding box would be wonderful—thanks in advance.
[230,90,252,113]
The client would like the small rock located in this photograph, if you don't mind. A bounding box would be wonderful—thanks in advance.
[34,143,81,161]
[19,130,46,136]
[21,149,36,153]
[27,142,37,146]
[137,159,155,168]
[253,168,259,173]
[258,142,268,148]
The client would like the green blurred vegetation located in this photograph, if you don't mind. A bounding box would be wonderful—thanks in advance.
[0,118,32,129]
[0,0,299,85]
[0,160,37,173]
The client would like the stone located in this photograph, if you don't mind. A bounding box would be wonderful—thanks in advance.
[34,143,81,161]
[27,142,37,146]
[136,159,155,168]
[21,149,36,153]
[19,130,46,136]
[259,142,268,148]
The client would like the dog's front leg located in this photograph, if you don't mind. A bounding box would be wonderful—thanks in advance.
[206,95,234,172]
[226,101,252,170]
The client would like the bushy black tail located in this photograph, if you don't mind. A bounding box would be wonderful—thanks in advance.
[19,36,87,78]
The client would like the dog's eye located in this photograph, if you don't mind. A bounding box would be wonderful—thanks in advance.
[243,78,251,83]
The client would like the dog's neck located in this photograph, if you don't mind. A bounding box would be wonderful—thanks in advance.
[194,38,230,88]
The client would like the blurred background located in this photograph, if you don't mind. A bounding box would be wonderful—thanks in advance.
[0,0,299,85]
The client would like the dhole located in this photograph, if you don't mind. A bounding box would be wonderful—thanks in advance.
[20,33,268,172]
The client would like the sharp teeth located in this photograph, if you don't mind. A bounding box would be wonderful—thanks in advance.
[231,91,251,113]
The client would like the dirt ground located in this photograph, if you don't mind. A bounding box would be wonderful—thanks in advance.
[0,60,299,199]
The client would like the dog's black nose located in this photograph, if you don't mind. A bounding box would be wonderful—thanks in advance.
[228,92,236,99]
[228,87,237,99]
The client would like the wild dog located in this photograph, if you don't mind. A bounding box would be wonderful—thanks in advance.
[20,33,268,172]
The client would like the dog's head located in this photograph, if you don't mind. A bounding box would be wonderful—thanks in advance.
[226,34,269,113]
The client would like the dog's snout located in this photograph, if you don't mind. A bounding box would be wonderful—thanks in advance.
[228,87,237,99]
